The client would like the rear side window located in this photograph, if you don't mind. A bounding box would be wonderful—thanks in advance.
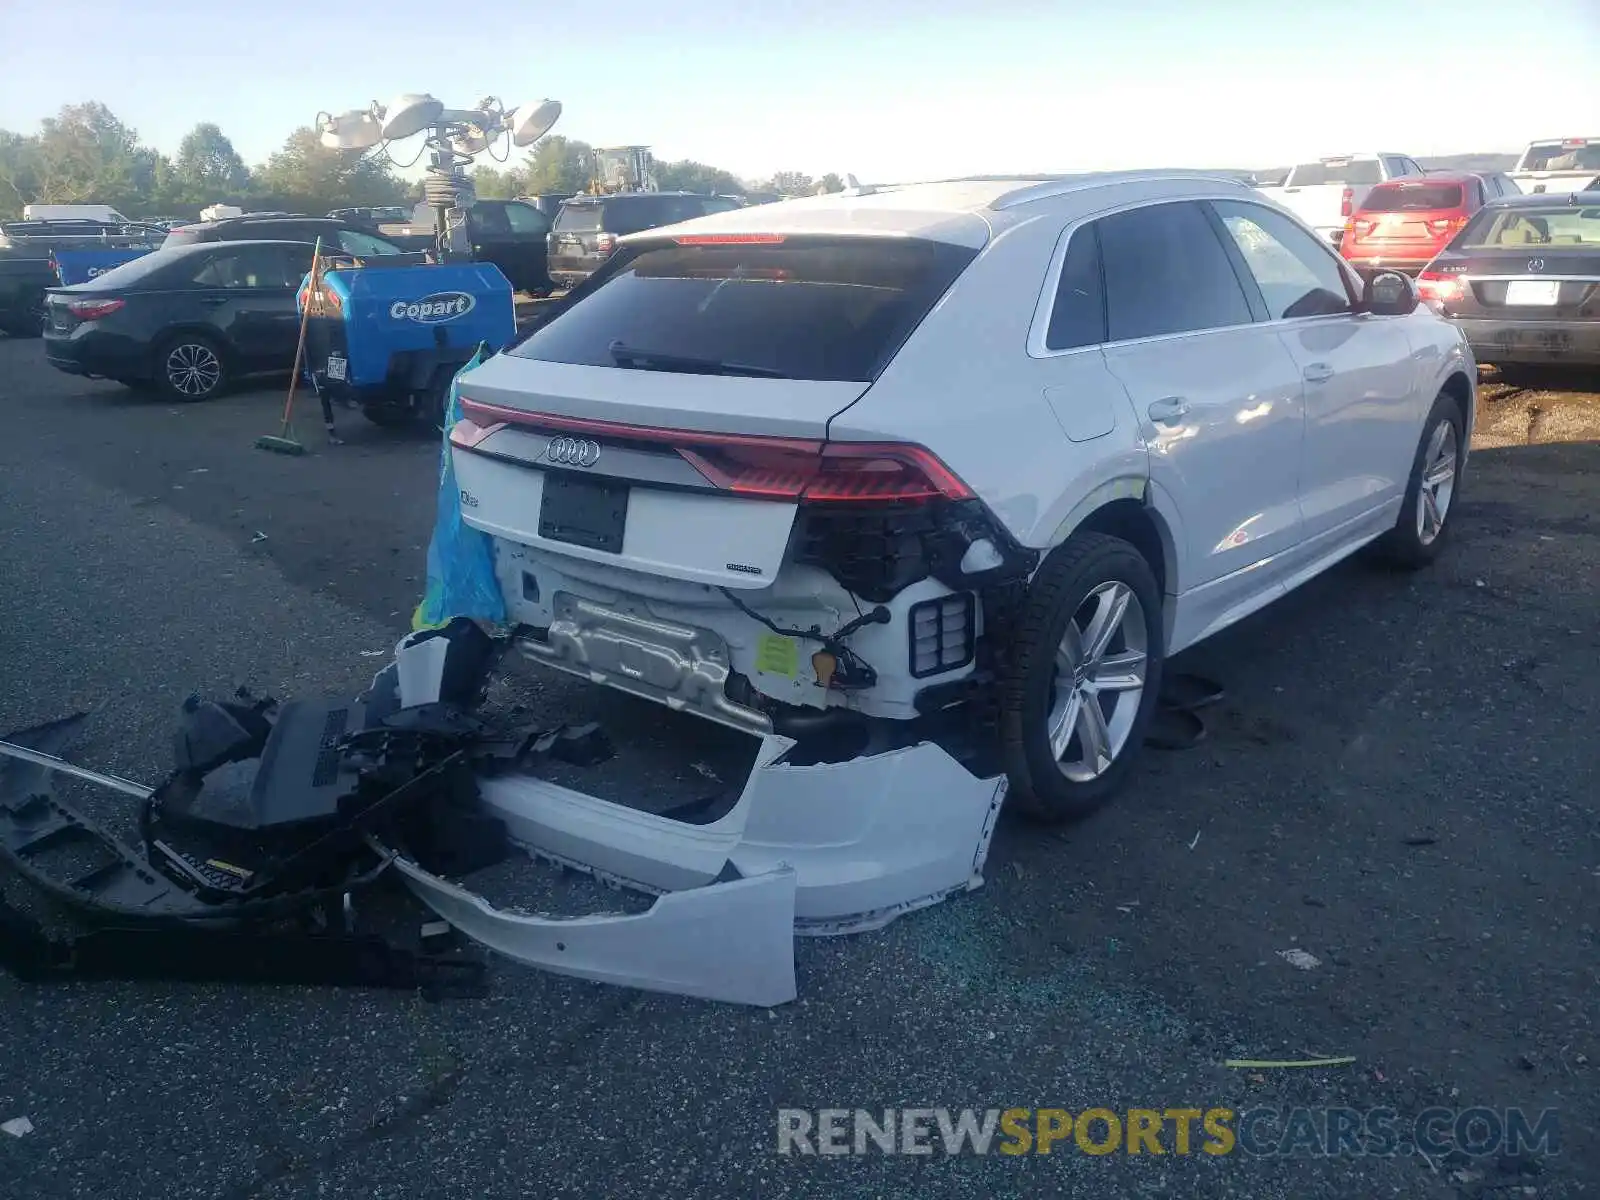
[1289,159,1382,186]
[1363,183,1466,211]
[1045,225,1105,350]
[512,236,977,382]
[1097,202,1253,341]
[553,203,602,233]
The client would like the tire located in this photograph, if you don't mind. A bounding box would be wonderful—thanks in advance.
[0,297,46,338]
[1375,390,1465,569]
[999,532,1165,822]
[155,333,229,402]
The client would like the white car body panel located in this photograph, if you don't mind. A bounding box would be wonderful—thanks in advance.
[1508,138,1600,195]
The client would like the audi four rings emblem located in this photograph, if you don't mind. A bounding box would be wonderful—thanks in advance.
[547,437,601,468]
[1527,259,1545,272]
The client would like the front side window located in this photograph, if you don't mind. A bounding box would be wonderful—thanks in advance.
[504,202,550,235]
[1045,224,1105,350]
[1097,201,1253,341]
[1212,201,1352,320]
[469,205,512,236]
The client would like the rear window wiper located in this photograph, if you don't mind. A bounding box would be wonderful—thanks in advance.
[607,339,786,378]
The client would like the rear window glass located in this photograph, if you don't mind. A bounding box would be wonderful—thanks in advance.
[601,196,722,234]
[1289,159,1382,186]
[511,236,977,383]
[1520,143,1600,171]
[553,203,603,233]
[1457,206,1600,249]
[1362,183,1464,211]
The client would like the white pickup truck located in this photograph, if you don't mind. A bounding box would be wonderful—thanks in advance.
[1255,153,1427,244]
[1508,138,1600,195]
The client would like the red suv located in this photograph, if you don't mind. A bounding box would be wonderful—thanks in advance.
[1340,172,1519,277]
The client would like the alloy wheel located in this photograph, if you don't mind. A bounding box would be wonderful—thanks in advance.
[1416,421,1458,546]
[1047,581,1149,782]
[166,342,221,398]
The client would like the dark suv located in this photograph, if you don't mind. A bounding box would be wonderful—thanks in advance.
[163,216,406,258]
[547,193,743,288]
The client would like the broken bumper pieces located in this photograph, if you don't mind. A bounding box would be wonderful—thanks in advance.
[0,622,1008,1007]
[390,734,1007,1008]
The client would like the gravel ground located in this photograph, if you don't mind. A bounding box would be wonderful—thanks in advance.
[0,338,1595,1199]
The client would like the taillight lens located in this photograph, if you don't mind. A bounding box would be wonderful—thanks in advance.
[1425,216,1468,238]
[454,399,975,505]
[1417,270,1464,305]
[595,233,617,254]
[1340,187,1354,218]
[297,282,342,314]
[682,440,973,503]
[447,416,504,448]
[66,298,124,320]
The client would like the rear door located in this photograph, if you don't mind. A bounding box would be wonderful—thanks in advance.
[1211,199,1419,542]
[1093,200,1307,600]
[187,244,301,368]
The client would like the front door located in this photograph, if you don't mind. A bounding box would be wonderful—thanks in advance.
[1093,200,1307,632]
[1210,199,1419,544]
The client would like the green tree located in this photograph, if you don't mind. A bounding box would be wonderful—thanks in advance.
[0,130,41,219]
[172,122,250,205]
[253,127,406,214]
[762,170,815,197]
[25,103,157,214]
[471,164,527,200]
[818,172,844,193]
[655,159,743,195]
[522,136,594,194]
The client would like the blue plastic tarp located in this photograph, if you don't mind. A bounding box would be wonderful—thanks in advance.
[412,346,508,632]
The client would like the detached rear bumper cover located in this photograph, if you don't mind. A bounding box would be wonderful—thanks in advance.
[390,733,1007,1007]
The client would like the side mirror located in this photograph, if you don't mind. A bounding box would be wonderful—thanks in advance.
[1363,269,1419,316]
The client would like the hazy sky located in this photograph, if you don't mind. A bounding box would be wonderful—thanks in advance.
[1,0,1596,181]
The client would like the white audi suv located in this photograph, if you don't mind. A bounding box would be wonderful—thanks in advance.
[446,171,1475,822]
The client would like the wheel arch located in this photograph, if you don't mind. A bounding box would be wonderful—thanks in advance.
[151,324,236,369]
[1438,368,1474,452]
[1043,479,1182,598]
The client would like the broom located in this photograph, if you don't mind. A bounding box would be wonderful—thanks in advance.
[255,237,323,455]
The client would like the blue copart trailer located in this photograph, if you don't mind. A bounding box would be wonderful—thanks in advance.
[301,259,517,426]
[53,247,154,285]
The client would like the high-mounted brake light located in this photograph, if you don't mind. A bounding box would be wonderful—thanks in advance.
[673,233,786,245]
[66,297,124,320]
[454,399,975,504]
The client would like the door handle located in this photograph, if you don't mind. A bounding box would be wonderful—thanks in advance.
[200,296,229,306]
[1303,362,1334,383]
[1146,396,1189,424]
